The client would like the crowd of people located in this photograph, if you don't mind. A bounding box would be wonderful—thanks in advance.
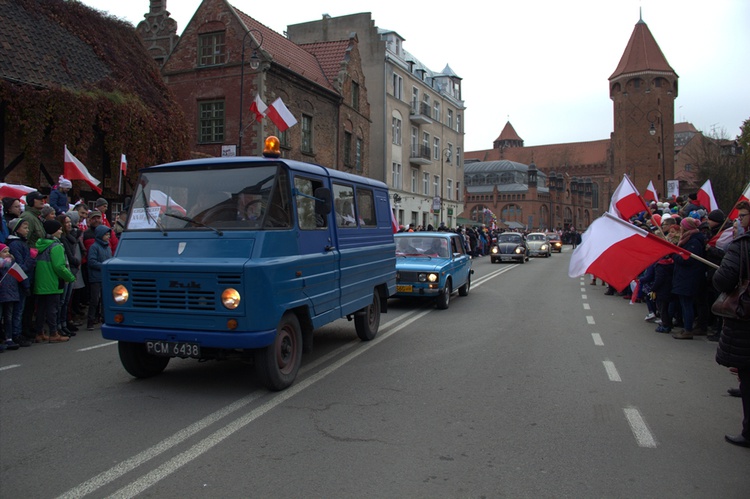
[594,192,750,449]
[0,176,119,352]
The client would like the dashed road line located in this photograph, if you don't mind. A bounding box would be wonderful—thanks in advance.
[603,360,621,381]
[592,333,603,346]
[586,315,595,324]
[583,303,591,310]
[624,407,657,448]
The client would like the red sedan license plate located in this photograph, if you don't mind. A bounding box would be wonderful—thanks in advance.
[146,341,200,358]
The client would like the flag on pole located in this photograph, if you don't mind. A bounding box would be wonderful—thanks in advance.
[390,205,399,233]
[727,182,750,221]
[64,145,102,194]
[250,94,267,122]
[697,179,719,212]
[7,262,28,282]
[609,174,650,221]
[644,180,658,202]
[568,212,690,292]
[266,97,298,132]
[0,183,35,204]
[120,154,127,175]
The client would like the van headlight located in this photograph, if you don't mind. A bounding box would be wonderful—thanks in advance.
[221,288,241,309]
[113,285,129,304]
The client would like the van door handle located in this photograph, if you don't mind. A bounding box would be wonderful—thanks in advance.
[325,245,335,251]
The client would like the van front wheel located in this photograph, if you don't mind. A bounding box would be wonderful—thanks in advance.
[118,341,169,378]
[255,313,302,391]
[354,290,380,341]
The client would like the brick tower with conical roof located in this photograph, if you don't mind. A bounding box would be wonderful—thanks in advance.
[610,15,677,200]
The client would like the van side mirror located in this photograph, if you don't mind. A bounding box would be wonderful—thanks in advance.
[314,187,332,216]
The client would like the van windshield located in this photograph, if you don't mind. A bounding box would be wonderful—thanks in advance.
[127,164,292,231]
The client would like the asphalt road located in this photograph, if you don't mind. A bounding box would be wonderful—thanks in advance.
[1,246,748,498]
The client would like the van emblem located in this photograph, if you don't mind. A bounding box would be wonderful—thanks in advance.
[178,242,186,254]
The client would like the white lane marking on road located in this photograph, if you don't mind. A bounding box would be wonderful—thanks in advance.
[603,360,622,382]
[624,407,657,448]
[0,364,21,371]
[77,341,117,352]
[583,303,591,310]
[592,333,604,346]
[580,287,586,292]
[581,294,587,300]
[586,316,595,324]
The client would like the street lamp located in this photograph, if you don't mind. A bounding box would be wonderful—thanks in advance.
[647,109,666,200]
[439,147,452,226]
[238,29,263,156]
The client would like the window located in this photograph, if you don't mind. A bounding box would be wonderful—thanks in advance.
[433,138,440,160]
[344,131,352,166]
[433,175,440,197]
[447,143,453,163]
[423,172,429,195]
[456,114,462,133]
[412,87,419,111]
[411,127,418,150]
[301,115,313,153]
[357,188,376,227]
[198,32,226,66]
[422,132,430,153]
[355,138,362,173]
[456,147,461,167]
[447,109,453,129]
[455,181,461,201]
[392,162,402,190]
[447,179,453,200]
[278,129,290,148]
[392,74,403,100]
[433,101,440,122]
[411,168,418,193]
[198,100,225,143]
[333,183,356,228]
[295,176,327,230]
[392,117,402,145]
[351,82,360,111]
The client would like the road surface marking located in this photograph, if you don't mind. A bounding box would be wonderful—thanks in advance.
[586,316,595,324]
[77,341,117,352]
[581,294,587,299]
[0,364,20,372]
[592,333,604,346]
[583,303,591,310]
[603,360,621,381]
[580,287,586,292]
[624,407,657,448]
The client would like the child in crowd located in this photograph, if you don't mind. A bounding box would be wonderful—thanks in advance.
[0,243,21,350]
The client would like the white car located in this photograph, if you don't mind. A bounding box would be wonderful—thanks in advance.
[525,232,551,258]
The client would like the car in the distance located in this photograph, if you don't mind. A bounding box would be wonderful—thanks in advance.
[526,232,551,257]
[490,232,528,264]
[546,233,563,253]
[394,232,473,309]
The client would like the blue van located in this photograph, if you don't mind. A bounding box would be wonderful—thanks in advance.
[102,138,396,390]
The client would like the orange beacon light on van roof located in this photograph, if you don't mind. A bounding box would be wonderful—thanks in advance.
[263,136,281,158]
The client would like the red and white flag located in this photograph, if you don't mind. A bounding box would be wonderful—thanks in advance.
[0,183,35,204]
[568,212,690,292]
[7,262,28,282]
[266,97,297,132]
[609,174,650,221]
[644,180,658,202]
[697,179,719,212]
[250,94,267,122]
[64,145,102,194]
[120,154,127,175]
[727,182,750,221]
[390,205,399,234]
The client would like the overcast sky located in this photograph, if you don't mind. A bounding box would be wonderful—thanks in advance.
[79,0,749,152]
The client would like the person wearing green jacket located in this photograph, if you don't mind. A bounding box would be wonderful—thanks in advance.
[20,191,46,247]
[34,220,75,343]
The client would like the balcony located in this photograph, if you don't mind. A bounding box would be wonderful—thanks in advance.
[409,102,433,125]
[409,145,432,166]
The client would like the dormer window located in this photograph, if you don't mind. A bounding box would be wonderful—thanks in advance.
[199,32,226,66]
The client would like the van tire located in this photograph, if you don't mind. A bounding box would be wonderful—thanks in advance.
[436,279,451,309]
[458,275,470,296]
[354,290,380,341]
[255,313,302,391]
[118,341,170,378]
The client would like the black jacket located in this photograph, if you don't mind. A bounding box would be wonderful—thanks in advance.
[713,234,750,369]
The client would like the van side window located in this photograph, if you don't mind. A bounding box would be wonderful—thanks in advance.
[333,183,357,228]
[356,187,376,227]
[295,176,327,230]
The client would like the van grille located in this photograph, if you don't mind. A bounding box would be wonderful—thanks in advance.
[110,272,242,311]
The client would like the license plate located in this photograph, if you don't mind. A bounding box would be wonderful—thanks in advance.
[146,341,200,358]
[397,284,413,293]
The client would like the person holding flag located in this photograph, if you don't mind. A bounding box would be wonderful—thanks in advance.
[0,243,22,351]
[6,218,34,347]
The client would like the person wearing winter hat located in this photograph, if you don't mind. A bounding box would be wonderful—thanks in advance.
[86,225,112,331]
[33,219,75,343]
[40,205,56,221]
[50,176,72,215]
[671,216,707,340]
[6,218,34,347]
[20,191,46,246]
[93,197,119,252]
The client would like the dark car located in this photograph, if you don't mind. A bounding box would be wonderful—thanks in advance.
[490,232,528,264]
[546,233,563,253]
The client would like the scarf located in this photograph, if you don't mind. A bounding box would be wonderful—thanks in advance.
[678,228,698,248]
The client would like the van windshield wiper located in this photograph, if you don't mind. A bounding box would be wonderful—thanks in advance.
[164,213,223,236]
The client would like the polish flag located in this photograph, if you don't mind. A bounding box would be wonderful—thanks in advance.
[250,94,267,122]
[266,97,297,132]
[64,145,102,194]
[120,154,127,175]
[7,262,28,282]
[727,182,750,220]
[390,206,399,233]
[644,180,658,202]
[568,212,690,292]
[696,179,719,213]
[609,175,650,221]
[0,183,35,204]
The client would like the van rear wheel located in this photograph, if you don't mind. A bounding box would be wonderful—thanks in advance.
[255,312,302,391]
[354,290,380,341]
[118,341,170,378]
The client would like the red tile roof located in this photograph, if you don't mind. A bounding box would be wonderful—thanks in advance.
[299,39,353,88]
[610,19,676,80]
[495,121,523,143]
[466,139,611,168]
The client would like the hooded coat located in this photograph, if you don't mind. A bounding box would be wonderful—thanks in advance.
[87,225,113,284]
[713,233,750,369]
[34,235,75,295]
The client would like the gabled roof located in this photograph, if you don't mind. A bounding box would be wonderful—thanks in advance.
[233,7,336,93]
[299,39,353,88]
[495,121,523,143]
[610,19,676,80]
[674,122,699,134]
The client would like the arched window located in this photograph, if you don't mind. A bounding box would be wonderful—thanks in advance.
[471,204,486,222]
[501,204,522,223]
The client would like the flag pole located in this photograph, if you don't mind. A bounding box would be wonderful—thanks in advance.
[715,180,750,234]
[688,252,720,270]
